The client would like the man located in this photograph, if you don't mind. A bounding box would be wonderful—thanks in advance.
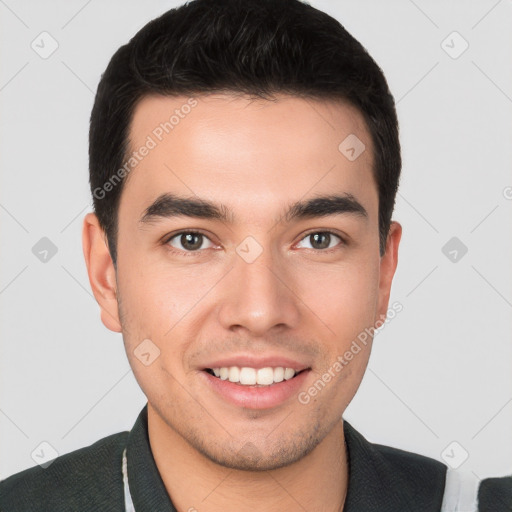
[0,0,456,510]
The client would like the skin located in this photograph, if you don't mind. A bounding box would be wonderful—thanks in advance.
[83,93,401,512]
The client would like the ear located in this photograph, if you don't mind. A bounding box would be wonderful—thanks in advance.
[376,221,402,323]
[82,213,122,333]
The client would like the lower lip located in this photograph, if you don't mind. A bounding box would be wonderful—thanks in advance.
[202,370,310,410]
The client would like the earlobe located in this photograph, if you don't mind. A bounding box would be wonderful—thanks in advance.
[82,213,122,333]
[376,221,402,323]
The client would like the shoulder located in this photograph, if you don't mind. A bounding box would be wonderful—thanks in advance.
[0,431,129,512]
[343,421,447,511]
[478,475,512,511]
[373,438,447,483]
[372,438,447,494]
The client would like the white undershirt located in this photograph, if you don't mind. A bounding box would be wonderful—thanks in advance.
[122,449,136,512]
[440,469,480,511]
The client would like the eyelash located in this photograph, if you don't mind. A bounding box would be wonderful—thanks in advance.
[162,229,347,256]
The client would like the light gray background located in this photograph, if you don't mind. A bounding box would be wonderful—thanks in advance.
[1,0,511,485]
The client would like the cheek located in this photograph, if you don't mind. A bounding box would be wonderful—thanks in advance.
[115,267,188,397]
[296,257,380,344]
[115,261,215,377]
[298,261,380,413]
[116,259,194,332]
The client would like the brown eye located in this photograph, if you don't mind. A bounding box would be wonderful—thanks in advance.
[167,232,213,252]
[296,231,343,250]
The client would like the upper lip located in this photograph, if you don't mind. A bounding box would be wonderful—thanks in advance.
[201,354,311,372]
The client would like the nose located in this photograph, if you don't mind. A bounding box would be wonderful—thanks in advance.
[216,244,301,337]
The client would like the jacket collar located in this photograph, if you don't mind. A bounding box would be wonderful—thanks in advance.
[343,420,446,510]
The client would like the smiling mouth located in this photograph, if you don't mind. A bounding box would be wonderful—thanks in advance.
[203,366,309,386]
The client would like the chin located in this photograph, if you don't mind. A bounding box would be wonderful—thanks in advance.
[191,430,324,472]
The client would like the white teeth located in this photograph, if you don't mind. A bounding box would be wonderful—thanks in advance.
[239,367,257,385]
[209,366,299,386]
[273,367,284,383]
[256,367,274,385]
[284,367,295,380]
[228,366,240,383]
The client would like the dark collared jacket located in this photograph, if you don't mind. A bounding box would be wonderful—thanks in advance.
[0,406,448,511]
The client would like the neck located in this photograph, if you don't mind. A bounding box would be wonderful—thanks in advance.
[147,406,349,512]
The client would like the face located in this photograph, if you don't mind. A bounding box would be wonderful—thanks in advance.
[84,93,401,471]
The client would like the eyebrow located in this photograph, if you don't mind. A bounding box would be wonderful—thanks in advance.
[139,192,368,225]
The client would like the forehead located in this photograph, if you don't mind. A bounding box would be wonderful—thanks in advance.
[122,93,377,220]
